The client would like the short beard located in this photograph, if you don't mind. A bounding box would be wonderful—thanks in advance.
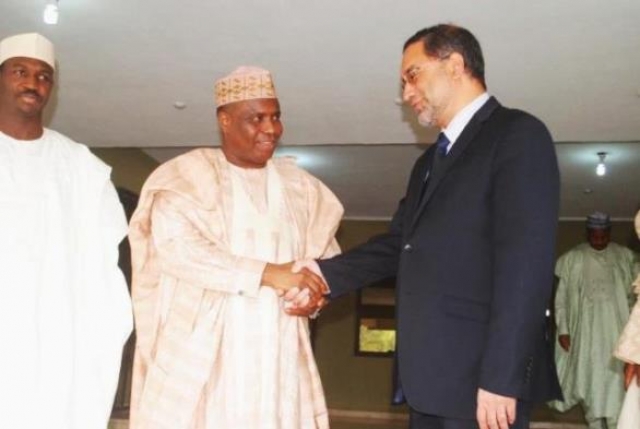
[417,108,436,127]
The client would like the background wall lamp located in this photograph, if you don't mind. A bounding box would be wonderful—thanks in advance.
[596,152,607,177]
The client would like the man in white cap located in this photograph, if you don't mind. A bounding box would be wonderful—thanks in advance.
[550,212,638,429]
[0,33,132,428]
[128,66,342,429]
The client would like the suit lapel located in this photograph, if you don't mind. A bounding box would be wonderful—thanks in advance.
[409,97,501,232]
[407,150,434,215]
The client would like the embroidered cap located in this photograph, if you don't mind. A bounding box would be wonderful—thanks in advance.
[586,211,612,230]
[214,66,276,108]
[0,33,55,70]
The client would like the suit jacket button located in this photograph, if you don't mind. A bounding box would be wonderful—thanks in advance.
[403,244,413,252]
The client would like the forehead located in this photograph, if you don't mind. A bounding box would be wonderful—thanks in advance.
[228,97,281,116]
[401,41,430,73]
[2,57,54,74]
[587,228,610,237]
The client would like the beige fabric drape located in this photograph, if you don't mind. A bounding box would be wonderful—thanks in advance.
[128,149,343,429]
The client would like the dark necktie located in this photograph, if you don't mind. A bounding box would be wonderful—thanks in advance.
[419,132,449,203]
[435,132,450,157]
[424,132,449,181]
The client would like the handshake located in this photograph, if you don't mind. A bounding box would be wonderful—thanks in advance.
[261,260,330,318]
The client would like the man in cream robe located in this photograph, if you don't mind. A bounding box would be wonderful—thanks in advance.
[614,210,640,429]
[551,212,638,429]
[128,66,343,429]
[0,33,132,429]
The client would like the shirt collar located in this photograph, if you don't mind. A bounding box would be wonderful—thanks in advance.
[441,92,490,152]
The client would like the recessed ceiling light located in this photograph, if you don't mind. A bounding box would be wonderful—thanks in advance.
[173,101,187,110]
[43,1,59,25]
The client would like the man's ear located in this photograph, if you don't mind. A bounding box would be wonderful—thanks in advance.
[448,52,466,80]
[217,110,231,134]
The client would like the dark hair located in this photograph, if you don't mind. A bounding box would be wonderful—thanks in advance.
[404,24,486,88]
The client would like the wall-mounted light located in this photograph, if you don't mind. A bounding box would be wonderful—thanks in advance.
[43,0,59,25]
[596,152,607,176]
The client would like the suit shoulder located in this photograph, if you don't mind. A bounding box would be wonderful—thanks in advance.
[486,106,555,156]
[493,106,550,134]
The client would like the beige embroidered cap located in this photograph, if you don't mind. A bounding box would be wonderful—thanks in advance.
[214,66,277,107]
[0,33,56,70]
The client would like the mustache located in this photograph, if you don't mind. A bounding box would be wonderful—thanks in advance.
[19,89,42,101]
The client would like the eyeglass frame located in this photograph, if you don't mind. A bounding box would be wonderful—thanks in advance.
[400,53,452,90]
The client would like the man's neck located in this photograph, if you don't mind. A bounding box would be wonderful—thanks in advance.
[438,82,486,129]
[0,114,45,140]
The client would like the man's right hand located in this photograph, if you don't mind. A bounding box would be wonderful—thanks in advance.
[558,335,570,352]
[261,262,328,298]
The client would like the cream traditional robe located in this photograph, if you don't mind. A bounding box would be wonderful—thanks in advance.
[550,240,637,422]
[615,211,640,429]
[128,148,343,429]
[0,129,133,429]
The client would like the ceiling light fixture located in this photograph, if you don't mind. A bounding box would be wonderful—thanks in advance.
[43,0,59,25]
[596,152,607,176]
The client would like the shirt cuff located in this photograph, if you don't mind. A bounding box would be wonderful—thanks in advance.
[234,259,265,298]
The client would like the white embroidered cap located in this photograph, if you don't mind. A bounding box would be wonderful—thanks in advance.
[0,33,56,70]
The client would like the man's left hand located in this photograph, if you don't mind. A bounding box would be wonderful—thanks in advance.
[283,260,329,317]
[284,287,328,317]
[476,388,516,429]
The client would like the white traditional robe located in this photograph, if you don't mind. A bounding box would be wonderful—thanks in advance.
[550,241,637,421]
[128,148,343,429]
[0,129,133,429]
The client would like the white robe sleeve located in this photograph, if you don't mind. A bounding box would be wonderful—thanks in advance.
[554,255,571,336]
[73,180,133,429]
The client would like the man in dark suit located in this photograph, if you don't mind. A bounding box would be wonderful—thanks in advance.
[284,23,562,429]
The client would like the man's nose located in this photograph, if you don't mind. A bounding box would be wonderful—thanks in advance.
[21,74,39,90]
[402,84,414,103]
[261,119,276,134]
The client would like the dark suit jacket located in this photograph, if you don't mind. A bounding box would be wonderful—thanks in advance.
[318,97,562,419]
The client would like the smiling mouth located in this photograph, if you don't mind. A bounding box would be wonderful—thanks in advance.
[20,93,42,104]
[257,140,275,148]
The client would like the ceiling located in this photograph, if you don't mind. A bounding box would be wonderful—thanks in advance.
[2,0,639,219]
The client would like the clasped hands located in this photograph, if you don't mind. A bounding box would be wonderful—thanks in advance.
[261,260,328,317]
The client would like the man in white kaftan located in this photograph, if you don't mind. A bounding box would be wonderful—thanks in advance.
[128,66,343,429]
[550,212,638,429]
[0,33,133,429]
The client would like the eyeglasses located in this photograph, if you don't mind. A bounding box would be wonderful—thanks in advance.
[401,54,451,90]
[401,65,424,89]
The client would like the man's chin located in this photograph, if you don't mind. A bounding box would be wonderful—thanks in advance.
[17,103,45,118]
[417,111,435,127]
